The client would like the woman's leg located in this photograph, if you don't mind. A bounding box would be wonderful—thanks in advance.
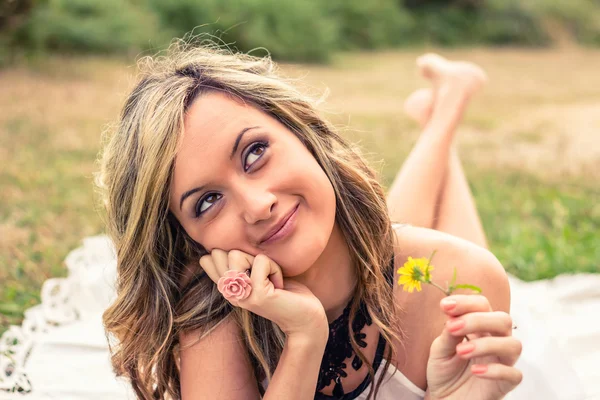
[386,54,488,248]
[436,148,488,248]
[404,89,488,248]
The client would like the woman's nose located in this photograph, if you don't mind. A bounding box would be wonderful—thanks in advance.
[239,186,277,225]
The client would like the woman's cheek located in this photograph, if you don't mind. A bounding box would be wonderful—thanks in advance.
[196,220,231,252]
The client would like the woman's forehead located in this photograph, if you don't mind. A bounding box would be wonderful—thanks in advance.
[183,92,257,145]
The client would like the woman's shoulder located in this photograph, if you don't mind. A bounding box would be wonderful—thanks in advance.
[391,224,509,300]
[390,224,511,340]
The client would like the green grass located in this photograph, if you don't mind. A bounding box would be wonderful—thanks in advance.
[471,172,599,281]
[0,117,105,334]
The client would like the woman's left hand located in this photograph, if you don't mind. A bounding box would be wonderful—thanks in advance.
[425,294,523,400]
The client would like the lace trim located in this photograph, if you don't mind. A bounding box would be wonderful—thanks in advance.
[315,257,394,397]
[0,235,117,394]
[315,333,387,400]
[316,297,374,396]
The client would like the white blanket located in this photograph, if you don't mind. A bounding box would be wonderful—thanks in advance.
[1,236,598,399]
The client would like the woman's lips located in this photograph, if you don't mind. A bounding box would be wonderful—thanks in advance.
[261,204,299,245]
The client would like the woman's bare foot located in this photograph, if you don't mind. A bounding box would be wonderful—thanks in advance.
[404,54,488,128]
[416,53,488,99]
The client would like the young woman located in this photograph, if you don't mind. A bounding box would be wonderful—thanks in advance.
[98,45,522,399]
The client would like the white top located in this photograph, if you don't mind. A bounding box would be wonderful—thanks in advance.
[354,360,425,400]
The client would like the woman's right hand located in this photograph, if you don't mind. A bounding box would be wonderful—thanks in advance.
[200,249,329,341]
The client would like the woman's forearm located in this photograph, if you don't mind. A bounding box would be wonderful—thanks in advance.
[262,333,327,400]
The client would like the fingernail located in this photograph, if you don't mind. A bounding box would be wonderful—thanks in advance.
[456,342,475,355]
[441,298,456,310]
[472,365,488,374]
[447,319,465,332]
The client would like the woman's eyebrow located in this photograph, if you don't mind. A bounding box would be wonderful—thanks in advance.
[179,185,206,211]
[179,125,261,211]
[229,126,260,160]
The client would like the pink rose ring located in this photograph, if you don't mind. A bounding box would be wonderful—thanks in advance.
[217,270,252,301]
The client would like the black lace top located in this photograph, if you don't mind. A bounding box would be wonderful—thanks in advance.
[314,257,395,399]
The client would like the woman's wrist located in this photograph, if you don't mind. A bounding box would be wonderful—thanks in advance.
[286,327,329,350]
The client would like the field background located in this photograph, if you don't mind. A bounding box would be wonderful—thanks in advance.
[1,46,599,335]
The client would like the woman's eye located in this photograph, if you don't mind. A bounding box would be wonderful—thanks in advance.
[195,141,268,218]
[195,193,222,217]
[244,142,267,171]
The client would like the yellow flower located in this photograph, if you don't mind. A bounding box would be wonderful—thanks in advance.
[397,256,435,293]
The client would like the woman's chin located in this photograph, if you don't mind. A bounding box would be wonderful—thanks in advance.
[267,250,313,278]
[277,238,330,277]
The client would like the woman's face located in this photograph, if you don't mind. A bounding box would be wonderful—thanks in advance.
[169,91,336,276]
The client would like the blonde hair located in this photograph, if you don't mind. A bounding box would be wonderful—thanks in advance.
[97,40,406,399]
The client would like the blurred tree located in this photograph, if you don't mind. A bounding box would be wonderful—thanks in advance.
[148,0,338,62]
[326,0,416,49]
[1,0,34,33]
[0,0,45,64]
[402,0,484,10]
[1,0,598,64]
[18,0,162,54]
